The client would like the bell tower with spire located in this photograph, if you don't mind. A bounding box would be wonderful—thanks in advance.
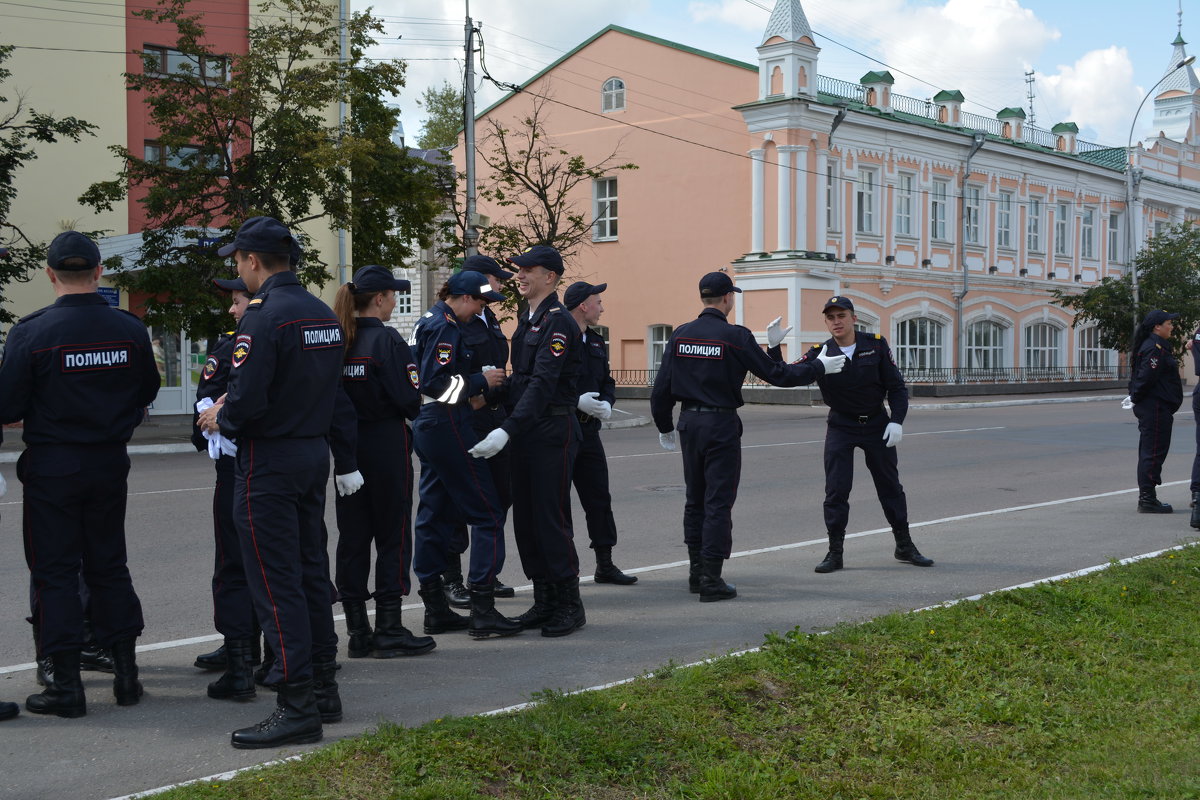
[1150,8,1200,143]
[756,0,819,100]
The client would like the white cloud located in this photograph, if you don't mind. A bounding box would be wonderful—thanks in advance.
[1038,47,1140,145]
[687,0,765,31]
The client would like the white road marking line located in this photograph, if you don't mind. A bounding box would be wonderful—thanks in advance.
[608,426,1007,458]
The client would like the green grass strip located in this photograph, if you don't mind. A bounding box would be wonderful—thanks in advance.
[159,547,1200,800]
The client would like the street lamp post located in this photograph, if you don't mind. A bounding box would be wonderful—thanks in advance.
[1125,56,1196,330]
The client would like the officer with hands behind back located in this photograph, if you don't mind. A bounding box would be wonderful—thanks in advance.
[650,272,843,601]
[1129,309,1183,514]
[768,296,933,573]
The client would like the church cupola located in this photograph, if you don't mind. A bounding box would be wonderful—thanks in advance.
[1150,31,1200,143]
[756,0,820,100]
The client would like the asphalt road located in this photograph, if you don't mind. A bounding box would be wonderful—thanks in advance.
[0,399,1195,800]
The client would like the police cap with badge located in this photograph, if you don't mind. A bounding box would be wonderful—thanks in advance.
[448,270,505,302]
[699,271,741,298]
[564,281,607,310]
[217,216,296,258]
[823,295,854,313]
[350,264,411,294]
[507,244,564,274]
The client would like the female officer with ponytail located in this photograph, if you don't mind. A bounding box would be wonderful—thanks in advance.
[1129,309,1183,513]
[332,265,435,658]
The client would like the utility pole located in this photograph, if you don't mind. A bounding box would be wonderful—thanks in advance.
[1024,70,1036,126]
[462,1,479,257]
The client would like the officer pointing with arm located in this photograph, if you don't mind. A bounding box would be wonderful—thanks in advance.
[650,272,844,601]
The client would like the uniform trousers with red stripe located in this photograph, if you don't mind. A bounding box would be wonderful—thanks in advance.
[334,418,414,601]
[211,454,256,639]
[412,404,506,587]
[1134,400,1174,492]
[510,414,582,582]
[234,437,337,685]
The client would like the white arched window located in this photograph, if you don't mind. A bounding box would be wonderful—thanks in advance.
[894,318,945,372]
[602,78,626,112]
[966,320,1006,370]
[649,324,672,371]
[1024,322,1062,369]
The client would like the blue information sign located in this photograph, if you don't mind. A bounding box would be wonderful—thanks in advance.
[97,287,120,307]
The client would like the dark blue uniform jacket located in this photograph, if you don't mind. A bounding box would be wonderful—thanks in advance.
[1129,333,1183,411]
[342,317,421,422]
[192,331,234,451]
[503,293,582,437]
[577,327,616,406]
[770,331,909,423]
[412,301,488,406]
[461,305,510,407]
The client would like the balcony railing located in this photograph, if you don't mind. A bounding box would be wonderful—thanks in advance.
[614,366,1126,388]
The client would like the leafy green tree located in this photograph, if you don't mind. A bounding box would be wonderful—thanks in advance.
[80,0,440,339]
[0,45,97,327]
[1052,222,1200,356]
[415,81,464,151]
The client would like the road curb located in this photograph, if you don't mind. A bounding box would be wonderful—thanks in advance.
[909,394,1125,411]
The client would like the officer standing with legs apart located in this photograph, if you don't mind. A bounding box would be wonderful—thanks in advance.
[564,281,636,585]
[332,265,435,658]
[197,216,351,748]
[1129,309,1182,513]
[471,245,587,637]
[767,296,933,572]
[0,231,160,717]
[1188,323,1200,528]
[651,272,837,601]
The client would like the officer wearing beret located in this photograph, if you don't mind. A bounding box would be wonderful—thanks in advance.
[1129,309,1183,513]
[439,254,517,607]
[410,270,521,639]
[651,272,840,601]
[768,296,933,573]
[564,281,636,586]
[470,245,588,637]
[0,231,160,717]
[332,265,436,658]
[197,216,348,748]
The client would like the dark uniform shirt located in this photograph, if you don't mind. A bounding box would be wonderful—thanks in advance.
[503,292,582,437]
[777,331,909,423]
[217,270,346,440]
[0,293,160,444]
[650,307,823,432]
[1193,327,1200,377]
[192,331,234,451]
[460,305,510,406]
[1129,332,1183,411]
[577,327,616,406]
[341,317,421,422]
[411,301,488,405]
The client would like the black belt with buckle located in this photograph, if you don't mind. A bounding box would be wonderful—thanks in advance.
[577,410,595,424]
[681,402,735,414]
[837,408,884,424]
[546,405,573,416]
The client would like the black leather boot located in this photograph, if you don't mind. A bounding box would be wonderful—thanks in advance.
[492,578,516,598]
[111,638,143,706]
[419,578,470,634]
[372,597,436,656]
[255,636,276,687]
[341,600,373,658]
[207,638,256,701]
[468,585,523,639]
[230,680,323,749]
[893,527,934,567]
[32,624,52,687]
[513,581,557,629]
[541,578,586,637]
[594,546,637,585]
[0,701,17,721]
[312,659,342,723]
[698,559,737,602]
[80,620,114,673]
[687,545,702,593]
[1191,492,1200,529]
[442,556,471,609]
[193,644,227,671]
[1138,490,1173,513]
[814,531,845,573]
[26,649,86,718]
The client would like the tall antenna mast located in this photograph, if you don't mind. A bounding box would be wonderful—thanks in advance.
[1024,70,1036,126]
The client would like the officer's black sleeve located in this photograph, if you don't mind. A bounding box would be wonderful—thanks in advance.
[218,306,276,438]
[598,343,617,406]
[1128,342,1160,404]
[417,323,486,405]
[737,328,823,386]
[0,323,33,424]
[649,336,676,434]
[878,337,909,424]
[501,312,575,438]
[328,384,359,474]
[381,330,422,421]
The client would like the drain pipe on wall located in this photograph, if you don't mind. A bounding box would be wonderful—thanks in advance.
[956,132,986,371]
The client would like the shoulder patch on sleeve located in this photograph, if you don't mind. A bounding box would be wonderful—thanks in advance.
[231,334,252,368]
[202,356,219,379]
[407,363,420,389]
[549,331,568,356]
[248,298,263,307]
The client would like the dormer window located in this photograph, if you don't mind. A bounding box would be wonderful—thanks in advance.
[602,78,625,112]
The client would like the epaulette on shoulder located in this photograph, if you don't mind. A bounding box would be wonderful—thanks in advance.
[17,307,47,324]
[1155,343,1162,350]
[224,330,235,336]
[874,333,881,339]
[423,311,433,318]
[247,296,265,309]
[548,307,561,314]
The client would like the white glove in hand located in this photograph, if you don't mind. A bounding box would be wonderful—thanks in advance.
[1121,395,1134,410]
[766,316,793,348]
[577,391,609,418]
[659,431,677,451]
[882,422,903,448]
[335,470,364,497]
[0,471,7,498]
[469,428,510,459]
[594,400,612,420]
[816,344,848,375]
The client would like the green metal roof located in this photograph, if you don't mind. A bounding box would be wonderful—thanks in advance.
[932,89,964,102]
[997,107,1026,119]
[860,70,895,85]
[1051,121,1079,134]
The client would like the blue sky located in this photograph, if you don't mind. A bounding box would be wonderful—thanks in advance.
[364,0,1195,147]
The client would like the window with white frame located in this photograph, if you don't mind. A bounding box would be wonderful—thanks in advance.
[997,192,1013,248]
[1077,326,1111,372]
[1108,213,1121,262]
[855,169,877,234]
[930,181,948,240]
[591,325,610,348]
[144,141,221,171]
[1024,323,1061,368]
[1081,208,1095,259]
[143,45,228,83]
[967,320,1005,369]
[394,287,412,315]
[964,185,982,244]
[1154,220,1169,237]
[649,325,672,371]
[1054,203,1070,256]
[826,163,840,231]
[1027,197,1042,251]
[602,78,625,112]
[895,318,945,371]
[895,174,914,236]
[593,178,618,241]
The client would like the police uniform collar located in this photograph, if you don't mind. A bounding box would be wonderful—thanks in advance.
[355,316,384,328]
[258,269,300,292]
[699,306,727,320]
[55,293,110,307]
[527,291,561,322]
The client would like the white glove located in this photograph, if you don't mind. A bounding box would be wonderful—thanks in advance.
[335,470,365,497]
[469,428,510,459]
[1121,395,1134,410]
[659,431,677,451]
[882,422,903,448]
[196,397,238,460]
[766,316,792,348]
[577,391,610,418]
[816,344,848,375]
[0,471,7,498]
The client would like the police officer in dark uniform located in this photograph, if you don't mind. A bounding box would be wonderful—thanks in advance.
[470,245,587,637]
[1,465,20,720]
[1129,309,1183,513]
[410,270,522,639]
[768,296,933,573]
[332,265,435,658]
[1188,322,1200,528]
[197,216,348,748]
[440,254,517,607]
[564,281,636,585]
[651,272,838,601]
[0,231,160,717]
